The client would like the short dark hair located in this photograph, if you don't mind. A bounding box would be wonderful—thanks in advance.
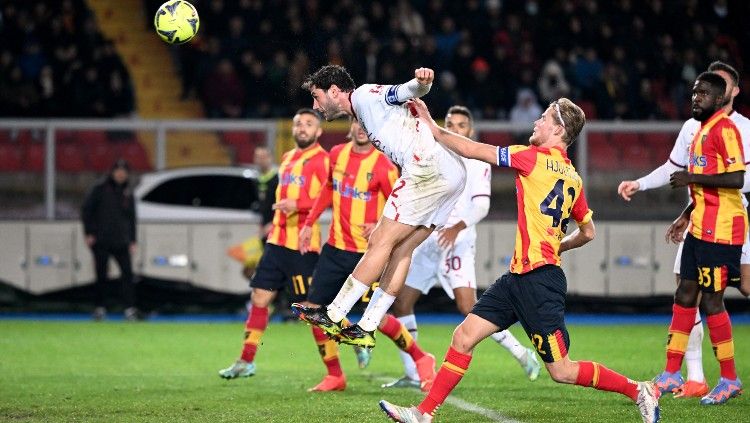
[111,158,130,172]
[696,71,727,96]
[708,61,739,85]
[302,65,356,92]
[294,107,321,121]
[446,105,473,123]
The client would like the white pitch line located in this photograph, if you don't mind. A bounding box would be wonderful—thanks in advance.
[444,396,523,423]
[376,377,522,423]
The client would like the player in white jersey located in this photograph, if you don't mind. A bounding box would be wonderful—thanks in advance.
[381,105,542,389]
[617,61,750,398]
[292,65,467,350]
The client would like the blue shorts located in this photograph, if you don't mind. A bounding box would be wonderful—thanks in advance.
[307,244,364,305]
[250,243,319,303]
[472,265,569,363]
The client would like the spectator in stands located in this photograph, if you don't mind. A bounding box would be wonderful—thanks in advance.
[201,58,245,118]
[81,159,139,321]
[509,88,542,142]
[510,88,543,125]
[538,58,571,105]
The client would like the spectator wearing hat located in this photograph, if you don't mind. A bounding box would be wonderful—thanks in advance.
[81,159,139,321]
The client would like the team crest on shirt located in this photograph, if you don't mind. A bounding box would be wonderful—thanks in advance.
[366,172,373,181]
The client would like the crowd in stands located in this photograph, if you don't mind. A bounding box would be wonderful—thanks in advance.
[1,1,747,121]
[169,0,749,120]
[0,0,134,117]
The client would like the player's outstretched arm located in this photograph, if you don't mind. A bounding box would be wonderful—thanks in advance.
[390,68,434,104]
[559,220,595,253]
[407,98,497,164]
[670,170,744,189]
[617,160,684,201]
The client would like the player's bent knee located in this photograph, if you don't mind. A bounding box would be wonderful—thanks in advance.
[450,325,474,354]
[545,361,576,384]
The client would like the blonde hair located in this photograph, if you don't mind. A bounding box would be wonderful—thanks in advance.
[552,98,585,145]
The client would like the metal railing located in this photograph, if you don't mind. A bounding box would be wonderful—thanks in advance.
[0,118,685,220]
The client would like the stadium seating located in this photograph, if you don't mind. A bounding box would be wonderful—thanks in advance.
[222,131,267,163]
[0,144,23,171]
[587,133,620,171]
[56,143,87,172]
[24,143,46,172]
[112,141,152,171]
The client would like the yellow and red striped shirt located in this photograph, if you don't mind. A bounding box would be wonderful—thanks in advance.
[497,144,593,274]
[267,143,329,252]
[687,110,748,245]
[306,142,398,253]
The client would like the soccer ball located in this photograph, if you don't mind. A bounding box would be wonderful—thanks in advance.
[154,0,200,44]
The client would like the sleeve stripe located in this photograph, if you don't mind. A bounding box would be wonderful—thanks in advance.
[668,158,687,168]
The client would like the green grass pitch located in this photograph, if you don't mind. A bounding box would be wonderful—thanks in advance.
[1,320,748,422]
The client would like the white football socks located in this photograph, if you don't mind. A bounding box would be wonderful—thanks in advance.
[490,330,528,362]
[358,287,396,332]
[685,310,705,382]
[397,314,420,381]
[326,274,369,323]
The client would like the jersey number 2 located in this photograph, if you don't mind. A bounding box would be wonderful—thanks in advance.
[539,179,575,231]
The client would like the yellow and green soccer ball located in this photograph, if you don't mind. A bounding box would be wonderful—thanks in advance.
[154,0,200,44]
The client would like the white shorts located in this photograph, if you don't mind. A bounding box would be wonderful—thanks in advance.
[405,228,477,299]
[382,147,465,228]
[673,230,750,274]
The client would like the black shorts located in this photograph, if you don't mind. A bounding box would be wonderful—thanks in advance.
[307,244,364,305]
[680,233,741,293]
[472,265,569,363]
[250,243,319,303]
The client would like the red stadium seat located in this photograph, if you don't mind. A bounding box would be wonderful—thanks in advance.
[114,142,152,171]
[24,143,45,172]
[88,143,116,172]
[480,132,515,147]
[223,131,253,146]
[0,144,23,171]
[230,142,257,164]
[577,100,597,120]
[222,131,268,164]
[76,130,108,147]
[643,133,676,166]
[587,133,620,171]
[621,140,653,171]
[56,143,86,172]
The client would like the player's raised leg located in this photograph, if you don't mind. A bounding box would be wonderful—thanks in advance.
[292,218,422,339]
[337,224,434,347]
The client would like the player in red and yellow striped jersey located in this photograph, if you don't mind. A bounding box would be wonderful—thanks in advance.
[657,72,746,404]
[302,122,399,254]
[297,121,432,392]
[380,98,660,423]
[218,109,329,380]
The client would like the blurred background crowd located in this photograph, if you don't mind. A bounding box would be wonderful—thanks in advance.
[1,0,748,121]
